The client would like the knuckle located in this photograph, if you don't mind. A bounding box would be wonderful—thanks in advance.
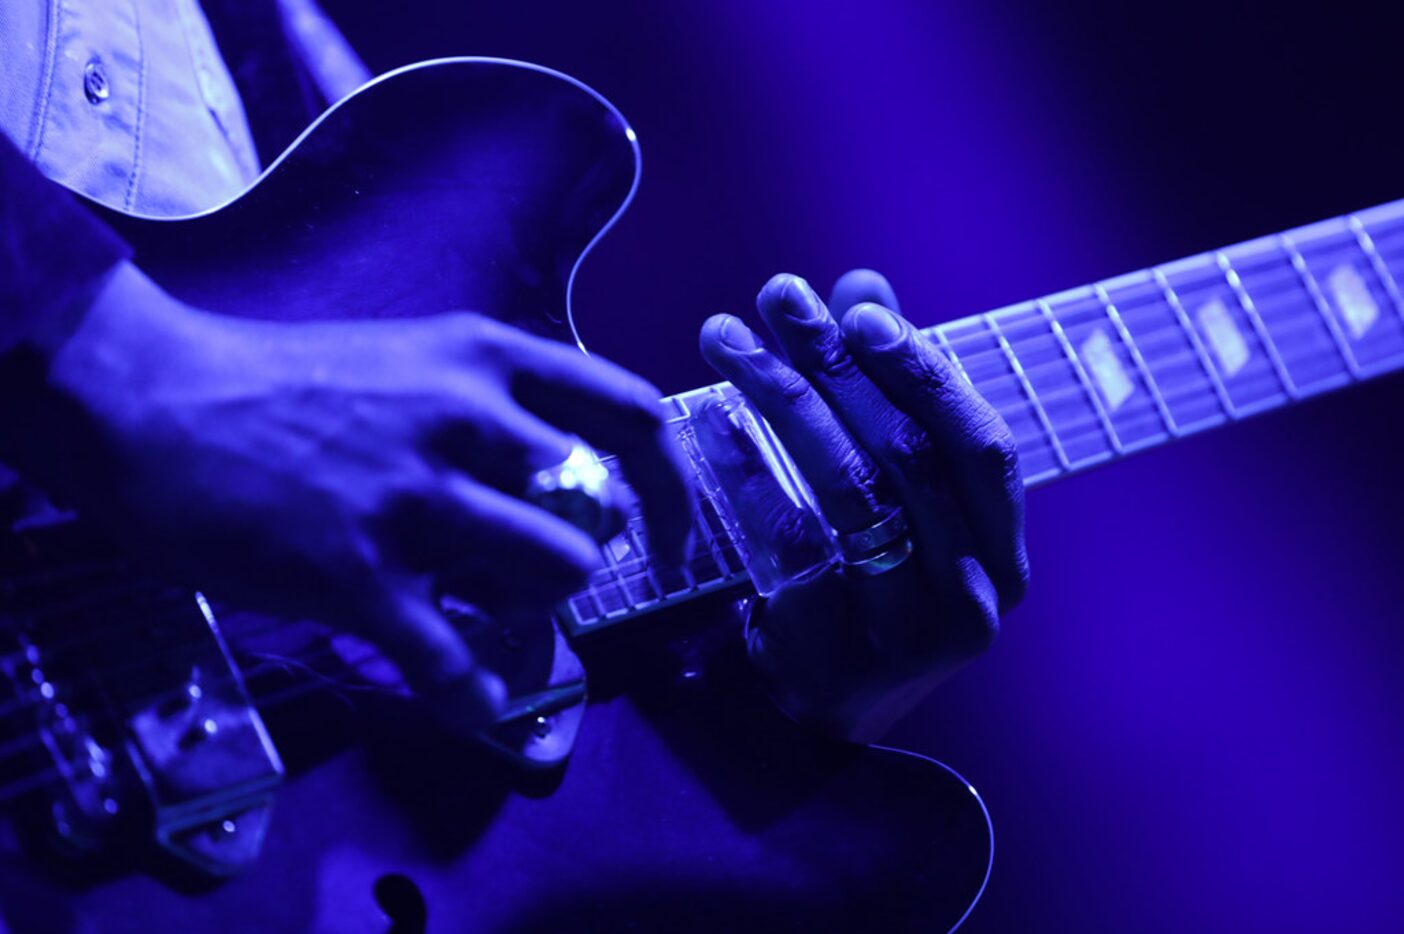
[883,421,935,472]
[1002,546,1032,609]
[838,448,881,494]
[812,328,860,376]
[772,366,815,407]
[974,420,1020,478]
[769,505,816,550]
[445,310,494,350]
[909,348,957,393]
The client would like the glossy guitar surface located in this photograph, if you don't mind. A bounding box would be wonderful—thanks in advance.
[0,60,993,933]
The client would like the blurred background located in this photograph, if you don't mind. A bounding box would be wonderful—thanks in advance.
[325,1,1404,930]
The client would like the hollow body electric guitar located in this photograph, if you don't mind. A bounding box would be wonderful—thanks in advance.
[4,58,1404,933]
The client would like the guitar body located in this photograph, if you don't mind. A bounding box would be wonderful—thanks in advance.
[0,60,991,932]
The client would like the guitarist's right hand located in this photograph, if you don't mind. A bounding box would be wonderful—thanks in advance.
[0,261,691,730]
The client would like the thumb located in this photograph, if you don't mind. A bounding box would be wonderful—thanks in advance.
[828,268,901,319]
[375,587,508,733]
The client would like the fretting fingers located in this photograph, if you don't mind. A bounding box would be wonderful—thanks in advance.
[699,313,889,537]
[840,302,1029,607]
[829,267,902,318]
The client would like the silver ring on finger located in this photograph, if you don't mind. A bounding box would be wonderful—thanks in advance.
[836,506,909,562]
[523,441,617,541]
[841,536,914,577]
[836,506,915,577]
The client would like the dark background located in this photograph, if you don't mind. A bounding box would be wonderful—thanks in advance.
[326,2,1404,930]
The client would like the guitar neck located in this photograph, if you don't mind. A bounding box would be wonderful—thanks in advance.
[560,197,1404,634]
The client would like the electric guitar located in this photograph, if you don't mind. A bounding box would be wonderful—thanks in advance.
[2,57,1402,933]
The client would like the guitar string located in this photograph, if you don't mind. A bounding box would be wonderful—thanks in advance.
[0,381,1387,802]
[0,338,1252,705]
[0,289,1367,706]
[0,637,426,808]
[0,634,387,771]
[0,261,1382,798]
[0,309,1351,772]
[0,209,1398,805]
[0,293,1367,700]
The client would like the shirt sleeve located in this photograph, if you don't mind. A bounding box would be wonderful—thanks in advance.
[0,133,133,356]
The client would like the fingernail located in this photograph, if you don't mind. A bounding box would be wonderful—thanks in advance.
[846,303,904,347]
[720,316,761,351]
[777,276,822,319]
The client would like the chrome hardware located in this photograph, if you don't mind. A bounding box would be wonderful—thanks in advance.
[3,635,125,855]
[3,581,282,878]
[123,593,282,878]
[524,441,622,542]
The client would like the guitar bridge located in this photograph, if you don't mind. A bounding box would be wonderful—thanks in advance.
[123,592,283,877]
[1,512,282,878]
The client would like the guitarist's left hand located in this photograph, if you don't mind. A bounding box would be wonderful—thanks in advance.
[700,271,1027,743]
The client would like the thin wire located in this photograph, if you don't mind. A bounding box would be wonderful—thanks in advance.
[0,266,1373,805]
[0,291,1347,743]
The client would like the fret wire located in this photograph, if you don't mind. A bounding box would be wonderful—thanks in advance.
[932,249,1364,374]
[587,202,1404,629]
[1093,283,1178,436]
[601,535,632,610]
[985,312,1071,472]
[580,587,605,620]
[1037,298,1123,455]
[1215,251,1299,399]
[929,324,976,386]
[975,339,1308,450]
[671,300,1336,491]
[627,524,665,602]
[977,303,1360,439]
[1348,214,1404,329]
[1279,233,1362,378]
[694,488,742,588]
[678,548,699,590]
[1151,266,1237,419]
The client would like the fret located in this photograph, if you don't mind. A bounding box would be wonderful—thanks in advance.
[561,197,1404,637]
[928,323,975,386]
[1221,236,1353,394]
[559,400,753,634]
[1216,251,1299,400]
[1279,233,1362,379]
[625,521,666,601]
[1150,267,1237,421]
[1044,286,1168,451]
[987,302,1112,470]
[1354,200,1404,300]
[1104,269,1226,433]
[938,315,1064,483]
[1094,283,1178,436]
[1348,214,1404,327]
[1158,253,1288,415]
[1037,298,1121,460]
[986,309,1071,476]
[1286,217,1404,373]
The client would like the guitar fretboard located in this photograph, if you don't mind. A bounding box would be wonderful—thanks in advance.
[560,198,1404,634]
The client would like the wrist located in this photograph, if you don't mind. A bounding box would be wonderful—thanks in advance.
[0,262,196,504]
